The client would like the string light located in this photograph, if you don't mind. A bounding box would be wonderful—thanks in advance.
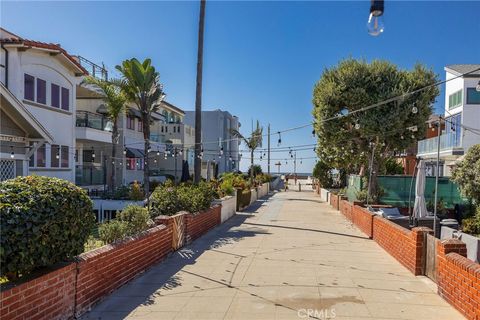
[277,132,282,146]
[91,147,96,159]
[10,146,14,159]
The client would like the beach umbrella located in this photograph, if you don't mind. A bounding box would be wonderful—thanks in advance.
[413,160,428,219]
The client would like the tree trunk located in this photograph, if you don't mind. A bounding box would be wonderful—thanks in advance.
[250,149,254,185]
[110,121,118,191]
[193,0,206,184]
[143,115,150,198]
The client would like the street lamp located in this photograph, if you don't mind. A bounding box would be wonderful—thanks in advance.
[367,0,385,36]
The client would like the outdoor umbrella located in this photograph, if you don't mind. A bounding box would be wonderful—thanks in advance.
[180,160,190,182]
[413,160,428,219]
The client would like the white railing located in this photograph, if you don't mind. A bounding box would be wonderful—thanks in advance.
[417,132,462,155]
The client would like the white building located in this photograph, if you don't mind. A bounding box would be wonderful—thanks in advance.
[0,28,86,182]
[417,64,480,176]
[184,109,241,179]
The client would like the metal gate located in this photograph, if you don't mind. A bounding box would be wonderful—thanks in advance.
[424,233,437,282]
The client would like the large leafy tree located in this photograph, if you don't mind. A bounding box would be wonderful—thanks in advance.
[452,144,480,205]
[312,59,439,197]
[115,58,165,196]
[231,121,263,184]
[82,76,126,190]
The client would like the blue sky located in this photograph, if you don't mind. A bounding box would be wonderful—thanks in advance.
[2,1,479,173]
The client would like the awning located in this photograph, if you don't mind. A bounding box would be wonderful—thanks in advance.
[126,148,145,158]
[128,108,142,118]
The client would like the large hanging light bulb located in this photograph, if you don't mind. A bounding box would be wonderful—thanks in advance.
[476,80,480,92]
[367,0,385,36]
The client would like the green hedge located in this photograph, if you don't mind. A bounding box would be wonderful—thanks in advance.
[149,181,216,217]
[98,205,152,244]
[0,176,95,280]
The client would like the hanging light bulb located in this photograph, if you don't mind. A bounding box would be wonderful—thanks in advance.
[476,80,480,92]
[112,160,115,165]
[313,147,316,152]
[179,150,183,156]
[412,105,418,114]
[154,159,157,163]
[300,159,303,164]
[411,134,415,139]
[312,129,315,138]
[229,156,233,161]
[156,151,160,156]
[10,146,14,159]
[400,135,404,140]
[220,146,224,155]
[367,0,385,36]
[55,152,60,160]
[355,123,360,130]
[119,162,122,166]
[91,147,96,159]
[147,146,152,153]
[123,147,127,155]
[164,153,167,160]
[277,132,282,146]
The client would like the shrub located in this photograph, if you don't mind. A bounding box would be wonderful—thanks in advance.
[0,176,95,280]
[112,185,130,200]
[118,205,153,234]
[129,180,145,200]
[98,220,128,244]
[150,180,216,217]
[97,205,152,244]
[312,160,334,188]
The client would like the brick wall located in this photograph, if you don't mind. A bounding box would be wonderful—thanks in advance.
[0,204,225,319]
[339,199,353,221]
[329,193,340,210]
[437,239,480,320]
[0,264,76,320]
[185,205,221,244]
[372,216,429,275]
[351,205,375,238]
[74,224,172,316]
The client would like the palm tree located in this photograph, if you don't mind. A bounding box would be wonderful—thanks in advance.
[115,58,165,197]
[82,76,126,190]
[231,120,263,185]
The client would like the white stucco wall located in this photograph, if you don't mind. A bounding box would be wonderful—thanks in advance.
[214,194,237,223]
[3,48,80,182]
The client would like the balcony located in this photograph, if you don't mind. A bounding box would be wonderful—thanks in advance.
[417,132,464,158]
[76,164,105,186]
[76,111,112,143]
[77,56,108,81]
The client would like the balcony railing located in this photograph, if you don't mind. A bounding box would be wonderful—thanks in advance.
[76,111,112,132]
[417,132,462,155]
[75,164,105,186]
[77,56,108,81]
[150,133,165,143]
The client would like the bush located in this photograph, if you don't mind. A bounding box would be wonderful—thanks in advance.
[0,176,95,280]
[118,205,152,235]
[98,220,128,244]
[149,180,216,217]
[312,161,334,188]
[98,205,152,244]
[112,185,130,200]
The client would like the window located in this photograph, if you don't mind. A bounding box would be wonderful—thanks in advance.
[61,146,69,168]
[24,74,35,101]
[161,126,164,133]
[51,144,60,168]
[36,78,46,104]
[36,145,46,167]
[448,90,462,109]
[466,88,480,104]
[51,84,60,108]
[173,126,176,133]
[138,120,143,132]
[61,87,69,110]
[127,116,135,130]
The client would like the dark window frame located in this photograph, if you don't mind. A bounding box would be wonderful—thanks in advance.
[61,87,69,111]
[24,74,35,101]
[36,78,46,104]
[466,87,480,104]
[51,84,60,108]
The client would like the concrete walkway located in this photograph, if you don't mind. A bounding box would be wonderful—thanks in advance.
[83,189,464,320]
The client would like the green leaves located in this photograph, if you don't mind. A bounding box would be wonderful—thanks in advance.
[0,176,95,280]
[149,181,216,217]
[451,144,480,205]
[312,58,439,174]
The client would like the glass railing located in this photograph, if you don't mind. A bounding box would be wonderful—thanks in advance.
[75,165,105,186]
[417,132,462,155]
[76,111,112,132]
[150,133,165,143]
